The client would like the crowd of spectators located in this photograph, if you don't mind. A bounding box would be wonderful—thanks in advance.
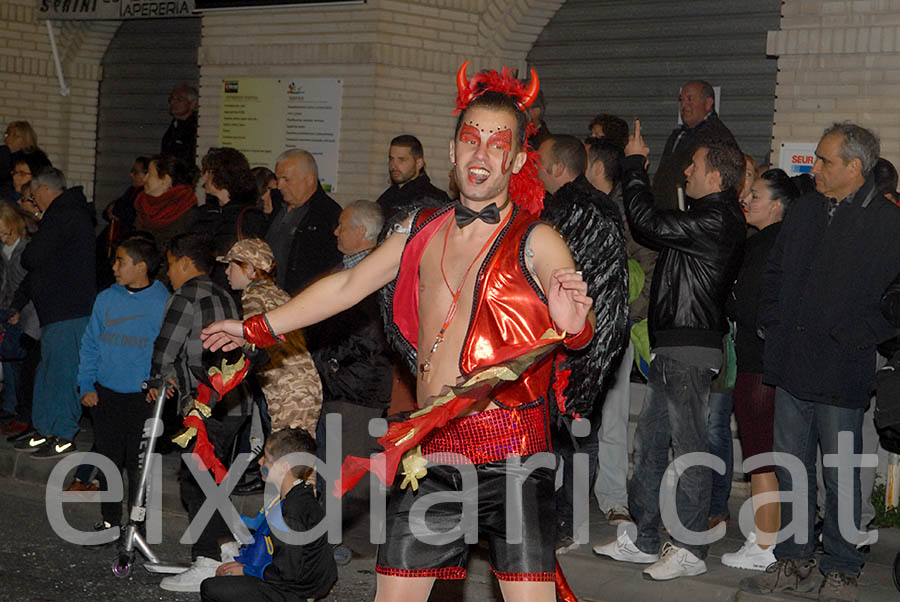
[1,73,898,602]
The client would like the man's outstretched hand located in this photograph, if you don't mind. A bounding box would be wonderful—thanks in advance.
[548,267,593,335]
[201,319,246,352]
[625,118,650,167]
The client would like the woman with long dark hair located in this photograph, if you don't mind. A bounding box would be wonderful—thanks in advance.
[722,168,800,570]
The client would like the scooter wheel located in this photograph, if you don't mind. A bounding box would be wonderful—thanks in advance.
[333,544,352,566]
[893,550,900,592]
[112,553,134,578]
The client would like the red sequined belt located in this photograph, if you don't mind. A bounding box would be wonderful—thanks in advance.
[421,404,548,465]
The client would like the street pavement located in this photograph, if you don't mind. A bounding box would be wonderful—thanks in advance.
[1,428,899,601]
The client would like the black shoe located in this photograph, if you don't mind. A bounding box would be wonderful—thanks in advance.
[8,426,37,443]
[88,520,121,547]
[232,474,265,496]
[32,436,75,459]
[14,432,50,452]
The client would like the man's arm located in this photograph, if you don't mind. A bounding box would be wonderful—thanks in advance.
[622,119,713,254]
[151,293,194,393]
[10,271,31,314]
[831,270,900,347]
[757,217,788,336]
[77,296,104,396]
[528,223,593,335]
[202,218,408,350]
[881,271,900,328]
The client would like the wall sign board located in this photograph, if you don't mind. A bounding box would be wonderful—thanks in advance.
[37,0,196,19]
[219,77,343,192]
[779,142,818,175]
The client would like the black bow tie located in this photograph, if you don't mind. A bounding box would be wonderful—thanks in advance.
[454,200,505,228]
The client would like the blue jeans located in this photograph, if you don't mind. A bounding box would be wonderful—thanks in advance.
[772,387,865,576]
[32,317,89,441]
[628,355,713,559]
[707,392,733,519]
[2,360,19,413]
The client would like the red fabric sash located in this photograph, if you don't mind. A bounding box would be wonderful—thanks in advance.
[135,184,196,228]
[334,335,563,497]
[555,560,578,601]
[180,358,251,484]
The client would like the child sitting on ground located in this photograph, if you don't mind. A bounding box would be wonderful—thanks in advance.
[219,238,322,436]
[200,428,337,602]
[76,234,169,535]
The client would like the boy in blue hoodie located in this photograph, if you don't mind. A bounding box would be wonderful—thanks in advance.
[77,234,169,534]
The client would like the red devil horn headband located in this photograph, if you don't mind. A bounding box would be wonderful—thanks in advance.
[455,60,540,112]
[452,60,546,216]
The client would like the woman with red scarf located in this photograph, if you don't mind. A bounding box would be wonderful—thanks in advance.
[135,154,199,253]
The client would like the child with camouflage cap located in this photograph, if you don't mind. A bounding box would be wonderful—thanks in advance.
[219,238,322,435]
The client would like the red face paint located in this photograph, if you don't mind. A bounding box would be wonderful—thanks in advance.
[459,124,481,145]
[488,129,513,174]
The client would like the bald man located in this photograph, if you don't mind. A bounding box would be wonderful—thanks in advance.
[265,149,342,295]
[652,80,736,211]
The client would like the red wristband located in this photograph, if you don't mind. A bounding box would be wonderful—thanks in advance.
[242,313,284,348]
[563,319,593,350]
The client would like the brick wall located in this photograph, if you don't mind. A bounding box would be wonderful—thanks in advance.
[0,0,117,199]
[769,0,900,167]
[198,0,565,204]
[8,1,900,202]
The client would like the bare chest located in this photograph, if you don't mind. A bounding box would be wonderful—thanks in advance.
[414,224,493,402]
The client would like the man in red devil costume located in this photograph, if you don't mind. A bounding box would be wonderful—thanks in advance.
[202,63,593,602]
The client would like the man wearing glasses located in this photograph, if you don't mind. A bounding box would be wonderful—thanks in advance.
[161,85,199,165]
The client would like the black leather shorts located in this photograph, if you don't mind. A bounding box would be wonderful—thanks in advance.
[375,456,557,581]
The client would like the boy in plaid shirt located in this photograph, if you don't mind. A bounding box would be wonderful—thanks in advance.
[149,233,239,409]
[149,233,241,593]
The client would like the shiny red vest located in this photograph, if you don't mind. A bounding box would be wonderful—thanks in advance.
[389,204,556,410]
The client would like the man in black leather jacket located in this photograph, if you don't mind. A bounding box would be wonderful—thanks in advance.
[593,120,745,581]
[536,134,629,548]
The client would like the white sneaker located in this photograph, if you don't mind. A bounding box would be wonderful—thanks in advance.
[592,530,659,564]
[159,556,219,592]
[642,542,707,581]
[220,540,241,564]
[721,532,776,571]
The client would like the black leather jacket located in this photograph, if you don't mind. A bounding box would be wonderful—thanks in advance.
[622,155,746,349]
[651,111,736,211]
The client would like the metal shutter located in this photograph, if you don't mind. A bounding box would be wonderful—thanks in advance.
[527,0,780,170]
[94,18,201,213]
